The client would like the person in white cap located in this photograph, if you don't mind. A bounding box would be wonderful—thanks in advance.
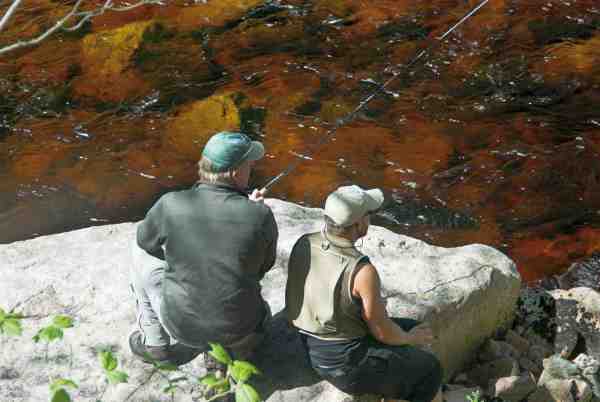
[285,185,443,402]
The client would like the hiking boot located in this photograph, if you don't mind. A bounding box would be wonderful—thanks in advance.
[128,330,171,364]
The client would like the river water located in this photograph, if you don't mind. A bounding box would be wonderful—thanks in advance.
[1,0,599,281]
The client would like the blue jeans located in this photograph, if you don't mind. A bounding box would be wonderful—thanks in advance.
[130,241,171,347]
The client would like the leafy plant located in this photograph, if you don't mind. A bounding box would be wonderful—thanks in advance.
[199,342,262,402]
[466,389,485,402]
[33,315,74,361]
[0,307,24,336]
[99,350,129,384]
[49,378,78,402]
[96,350,129,401]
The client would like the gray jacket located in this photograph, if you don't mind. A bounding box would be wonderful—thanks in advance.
[137,183,278,347]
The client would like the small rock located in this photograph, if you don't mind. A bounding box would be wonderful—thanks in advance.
[519,357,542,378]
[480,339,520,362]
[0,366,19,380]
[574,354,600,398]
[467,357,519,388]
[506,329,530,356]
[444,383,466,392]
[527,385,554,402]
[492,374,537,402]
[528,343,554,363]
[453,373,469,384]
[551,288,600,362]
[538,354,581,386]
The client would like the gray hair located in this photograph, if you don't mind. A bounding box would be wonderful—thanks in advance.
[197,156,239,185]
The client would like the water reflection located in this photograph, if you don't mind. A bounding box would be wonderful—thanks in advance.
[1,0,600,281]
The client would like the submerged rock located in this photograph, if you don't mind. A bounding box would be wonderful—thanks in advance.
[163,92,248,159]
[73,21,154,103]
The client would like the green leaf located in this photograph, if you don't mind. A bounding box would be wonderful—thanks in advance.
[230,361,261,383]
[208,342,232,365]
[155,362,178,371]
[50,379,78,393]
[2,318,22,336]
[162,384,179,394]
[7,312,24,319]
[199,373,219,387]
[34,326,63,343]
[169,376,188,383]
[215,379,230,394]
[0,307,5,321]
[235,383,261,402]
[53,315,74,329]
[99,351,118,372]
[51,388,72,402]
[106,370,129,384]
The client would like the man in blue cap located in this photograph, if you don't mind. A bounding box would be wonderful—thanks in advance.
[129,131,278,365]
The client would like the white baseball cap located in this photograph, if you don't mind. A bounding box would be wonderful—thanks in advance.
[324,185,384,227]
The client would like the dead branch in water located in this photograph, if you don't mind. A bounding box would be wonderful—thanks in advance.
[0,0,164,55]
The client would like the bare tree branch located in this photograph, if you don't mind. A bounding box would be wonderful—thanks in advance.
[0,0,83,55]
[0,0,163,55]
[0,0,24,32]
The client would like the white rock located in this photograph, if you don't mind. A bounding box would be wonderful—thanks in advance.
[0,198,521,401]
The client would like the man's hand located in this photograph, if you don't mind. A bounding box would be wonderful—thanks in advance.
[409,322,435,346]
[249,188,267,203]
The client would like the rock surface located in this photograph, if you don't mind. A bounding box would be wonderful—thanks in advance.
[0,198,520,401]
[552,287,600,361]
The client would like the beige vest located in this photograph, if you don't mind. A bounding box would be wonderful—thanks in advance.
[285,231,369,340]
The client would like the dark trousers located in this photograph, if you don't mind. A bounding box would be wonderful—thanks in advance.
[304,318,443,402]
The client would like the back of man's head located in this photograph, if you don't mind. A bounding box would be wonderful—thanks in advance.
[323,185,384,236]
[198,131,264,185]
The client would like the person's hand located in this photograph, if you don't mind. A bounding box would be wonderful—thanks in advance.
[249,188,267,203]
[409,322,435,346]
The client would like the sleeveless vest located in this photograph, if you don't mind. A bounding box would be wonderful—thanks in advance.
[286,231,369,340]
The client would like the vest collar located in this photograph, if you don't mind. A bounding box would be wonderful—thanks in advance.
[321,229,357,249]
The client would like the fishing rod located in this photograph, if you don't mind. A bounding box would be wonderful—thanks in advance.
[261,0,491,191]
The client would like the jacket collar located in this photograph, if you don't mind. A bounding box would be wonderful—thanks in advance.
[193,182,249,197]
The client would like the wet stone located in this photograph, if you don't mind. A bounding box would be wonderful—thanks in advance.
[492,374,537,402]
[466,357,519,388]
[557,253,600,292]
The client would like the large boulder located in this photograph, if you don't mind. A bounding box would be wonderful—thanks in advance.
[0,198,520,401]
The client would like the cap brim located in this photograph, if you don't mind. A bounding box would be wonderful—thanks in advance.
[364,188,384,212]
[245,141,265,162]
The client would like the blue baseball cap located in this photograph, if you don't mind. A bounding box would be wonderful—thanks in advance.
[202,131,265,172]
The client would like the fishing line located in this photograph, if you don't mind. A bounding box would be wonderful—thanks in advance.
[261,0,491,191]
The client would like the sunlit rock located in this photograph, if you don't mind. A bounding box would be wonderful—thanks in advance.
[0,198,519,400]
[163,92,247,159]
[72,21,154,103]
